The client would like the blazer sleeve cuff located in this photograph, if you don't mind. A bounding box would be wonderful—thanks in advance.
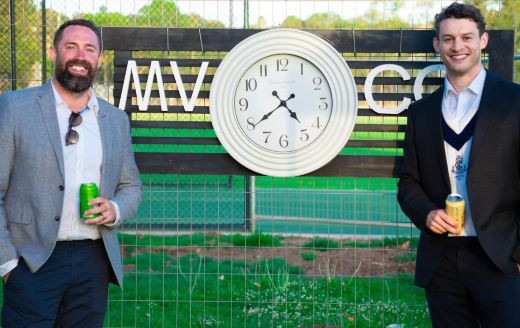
[0,258,18,277]
[512,245,520,263]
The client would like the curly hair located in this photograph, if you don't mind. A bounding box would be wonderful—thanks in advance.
[434,2,486,36]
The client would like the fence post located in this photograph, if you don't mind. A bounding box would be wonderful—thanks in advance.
[245,176,255,232]
[243,0,249,28]
[41,0,47,84]
[487,30,515,81]
[9,0,16,90]
[229,0,233,27]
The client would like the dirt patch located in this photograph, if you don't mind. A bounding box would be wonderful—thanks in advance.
[123,237,415,277]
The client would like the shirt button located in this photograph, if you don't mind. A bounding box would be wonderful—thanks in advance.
[58,185,64,191]
[54,216,60,221]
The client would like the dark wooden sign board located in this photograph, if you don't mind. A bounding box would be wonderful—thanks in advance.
[103,28,514,178]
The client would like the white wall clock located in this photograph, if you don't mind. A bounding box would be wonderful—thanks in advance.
[210,29,358,176]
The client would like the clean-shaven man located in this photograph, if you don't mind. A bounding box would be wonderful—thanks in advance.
[398,3,520,327]
[0,19,142,327]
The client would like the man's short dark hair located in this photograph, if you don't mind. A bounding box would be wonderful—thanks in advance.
[53,19,102,50]
[434,2,486,36]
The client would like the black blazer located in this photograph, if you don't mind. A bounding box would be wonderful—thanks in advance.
[398,72,520,287]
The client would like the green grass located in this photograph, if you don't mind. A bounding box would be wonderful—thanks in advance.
[120,234,419,253]
[105,250,430,328]
[0,233,427,327]
[230,232,283,247]
[394,252,417,263]
[303,237,341,252]
[343,237,419,249]
[301,252,317,261]
[120,232,225,247]
[119,232,283,254]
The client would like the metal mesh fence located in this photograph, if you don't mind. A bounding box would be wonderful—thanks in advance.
[111,176,423,327]
[1,1,518,327]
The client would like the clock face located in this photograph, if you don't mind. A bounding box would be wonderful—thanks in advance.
[209,29,358,176]
[234,54,332,153]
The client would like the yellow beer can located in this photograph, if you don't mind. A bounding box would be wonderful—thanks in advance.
[446,193,465,237]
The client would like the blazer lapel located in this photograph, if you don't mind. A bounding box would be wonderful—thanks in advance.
[427,88,451,192]
[37,81,65,177]
[97,104,112,196]
[468,73,498,171]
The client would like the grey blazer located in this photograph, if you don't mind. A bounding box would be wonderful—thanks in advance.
[0,81,142,286]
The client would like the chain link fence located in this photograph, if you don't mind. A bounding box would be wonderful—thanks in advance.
[1,1,518,327]
[2,0,518,93]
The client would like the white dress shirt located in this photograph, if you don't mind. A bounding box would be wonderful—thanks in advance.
[442,68,486,236]
[54,85,103,240]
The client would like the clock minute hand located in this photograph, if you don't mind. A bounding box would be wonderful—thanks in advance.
[255,104,283,126]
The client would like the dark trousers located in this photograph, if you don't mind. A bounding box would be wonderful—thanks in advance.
[426,238,520,328]
[2,239,111,328]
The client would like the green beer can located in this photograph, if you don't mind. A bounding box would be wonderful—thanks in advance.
[80,183,99,219]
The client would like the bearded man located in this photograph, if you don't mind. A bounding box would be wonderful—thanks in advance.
[0,19,142,327]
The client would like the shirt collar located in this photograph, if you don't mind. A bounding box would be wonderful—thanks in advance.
[51,79,100,115]
[444,67,487,97]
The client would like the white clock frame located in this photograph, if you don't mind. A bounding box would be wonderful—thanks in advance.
[210,29,358,177]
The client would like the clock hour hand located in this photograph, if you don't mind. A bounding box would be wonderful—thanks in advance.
[254,91,285,127]
[282,94,299,123]
[286,108,300,123]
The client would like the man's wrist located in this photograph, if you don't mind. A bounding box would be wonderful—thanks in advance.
[105,200,121,226]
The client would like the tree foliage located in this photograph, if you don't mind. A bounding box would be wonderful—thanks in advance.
[467,0,520,79]
[2,0,520,93]
[280,1,411,29]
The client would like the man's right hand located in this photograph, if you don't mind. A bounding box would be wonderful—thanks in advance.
[426,209,459,235]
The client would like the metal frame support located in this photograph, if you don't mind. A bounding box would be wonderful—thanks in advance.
[9,0,16,90]
[41,0,47,83]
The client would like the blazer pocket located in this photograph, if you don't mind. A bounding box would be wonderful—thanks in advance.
[5,203,33,225]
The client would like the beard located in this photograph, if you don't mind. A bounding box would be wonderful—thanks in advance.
[54,57,97,93]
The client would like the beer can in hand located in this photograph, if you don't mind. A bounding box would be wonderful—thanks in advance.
[446,193,465,237]
[80,183,99,220]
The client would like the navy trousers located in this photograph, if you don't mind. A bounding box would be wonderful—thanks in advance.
[425,238,520,328]
[2,239,111,328]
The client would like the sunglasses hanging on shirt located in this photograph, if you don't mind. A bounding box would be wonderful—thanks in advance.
[65,108,88,146]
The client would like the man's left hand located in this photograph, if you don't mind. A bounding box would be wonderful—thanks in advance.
[83,197,116,225]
